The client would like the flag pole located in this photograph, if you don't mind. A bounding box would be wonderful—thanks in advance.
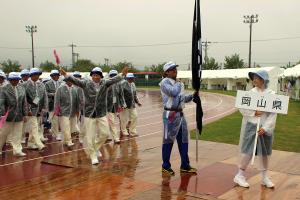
[196,128,199,162]
[191,0,202,163]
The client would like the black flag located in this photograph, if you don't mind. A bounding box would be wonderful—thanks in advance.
[192,0,203,135]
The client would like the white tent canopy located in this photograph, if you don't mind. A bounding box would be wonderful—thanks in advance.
[281,64,300,77]
[177,67,284,92]
[177,67,282,79]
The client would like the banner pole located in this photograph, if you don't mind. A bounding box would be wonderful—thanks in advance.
[251,117,261,165]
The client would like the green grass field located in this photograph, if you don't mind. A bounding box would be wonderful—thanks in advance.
[191,91,300,153]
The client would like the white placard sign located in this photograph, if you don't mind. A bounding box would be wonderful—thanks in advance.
[235,90,289,114]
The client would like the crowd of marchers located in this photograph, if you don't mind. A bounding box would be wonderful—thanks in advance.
[0,66,142,165]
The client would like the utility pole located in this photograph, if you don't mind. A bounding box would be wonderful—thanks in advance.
[25,25,37,68]
[69,43,77,68]
[202,40,211,66]
[74,53,79,63]
[243,14,259,68]
[104,58,109,66]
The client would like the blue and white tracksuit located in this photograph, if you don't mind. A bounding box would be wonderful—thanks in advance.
[160,78,193,169]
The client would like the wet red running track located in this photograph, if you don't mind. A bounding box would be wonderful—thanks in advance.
[0,89,240,199]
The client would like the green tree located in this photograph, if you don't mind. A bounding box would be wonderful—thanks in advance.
[144,66,151,72]
[203,57,220,70]
[150,63,165,73]
[224,54,245,69]
[40,61,57,72]
[72,59,96,72]
[1,59,21,73]
[100,64,112,72]
[111,61,139,73]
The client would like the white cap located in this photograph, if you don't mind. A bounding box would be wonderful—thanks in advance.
[30,68,42,76]
[8,72,21,80]
[126,73,134,78]
[42,77,50,83]
[91,67,102,73]
[163,61,178,72]
[50,69,60,76]
[90,67,103,77]
[73,71,81,77]
[109,70,118,76]
[20,69,30,76]
[0,70,5,79]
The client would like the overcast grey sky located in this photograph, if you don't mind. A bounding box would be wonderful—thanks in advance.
[0,0,299,69]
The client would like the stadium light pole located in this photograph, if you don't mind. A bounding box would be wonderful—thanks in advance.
[243,14,258,68]
[25,25,37,68]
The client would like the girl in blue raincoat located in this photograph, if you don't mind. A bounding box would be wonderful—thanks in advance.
[234,70,277,188]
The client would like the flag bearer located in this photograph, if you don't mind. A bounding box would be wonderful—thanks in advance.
[60,66,128,165]
[160,62,197,176]
[119,73,141,137]
[0,72,27,156]
[107,69,126,144]
[23,68,47,150]
[45,69,62,141]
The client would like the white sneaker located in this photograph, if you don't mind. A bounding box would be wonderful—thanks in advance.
[14,152,27,157]
[38,145,46,151]
[97,150,102,158]
[262,177,274,188]
[21,139,26,144]
[79,138,83,144]
[130,133,138,137]
[56,134,62,141]
[234,174,250,188]
[91,157,99,165]
[114,138,121,144]
[122,131,129,136]
[66,142,74,147]
[41,137,48,142]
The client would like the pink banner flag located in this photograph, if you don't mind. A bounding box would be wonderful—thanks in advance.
[53,49,61,65]
[53,105,61,116]
[117,107,124,113]
[0,110,9,129]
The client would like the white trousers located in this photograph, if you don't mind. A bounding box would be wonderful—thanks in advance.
[38,116,46,140]
[59,116,72,144]
[79,115,86,141]
[70,116,80,134]
[0,122,23,154]
[119,108,138,135]
[84,117,109,160]
[27,116,45,149]
[49,112,60,136]
[22,116,29,141]
[107,112,120,140]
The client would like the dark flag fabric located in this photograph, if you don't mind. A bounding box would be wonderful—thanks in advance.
[192,0,203,135]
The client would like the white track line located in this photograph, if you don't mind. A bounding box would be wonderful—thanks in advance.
[0,130,161,167]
